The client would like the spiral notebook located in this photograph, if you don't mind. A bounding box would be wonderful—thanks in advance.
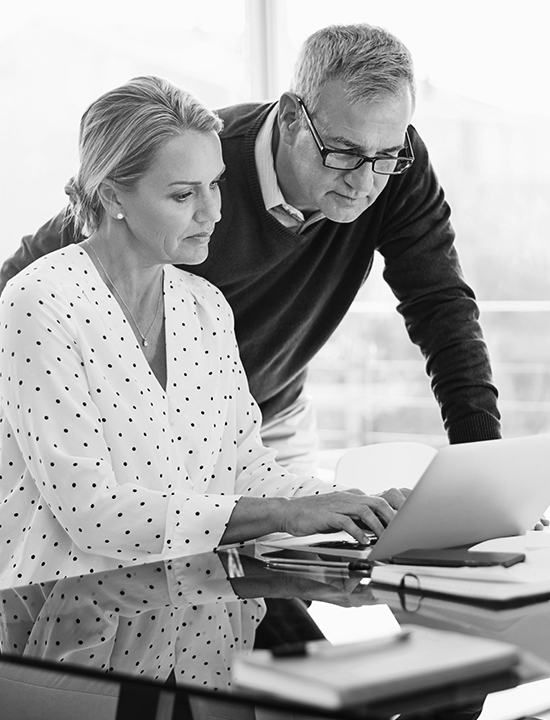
[370,536,550,605]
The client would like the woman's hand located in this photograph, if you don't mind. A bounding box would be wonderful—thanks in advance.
[220,488,408,546]
[279,490,406,542]
[230,565,378,607]
[346,486,411,511]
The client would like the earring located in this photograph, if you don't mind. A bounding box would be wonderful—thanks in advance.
[116,212,124,220]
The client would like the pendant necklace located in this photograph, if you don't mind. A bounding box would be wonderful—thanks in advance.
[83,240,163,348]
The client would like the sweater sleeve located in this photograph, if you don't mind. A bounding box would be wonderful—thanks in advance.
[377,127,501,443]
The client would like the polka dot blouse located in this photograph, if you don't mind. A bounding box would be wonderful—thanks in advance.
[0,246,339,687]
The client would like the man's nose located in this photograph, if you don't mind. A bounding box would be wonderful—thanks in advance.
[344,161,376,193]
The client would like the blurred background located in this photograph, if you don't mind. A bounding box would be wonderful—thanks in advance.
[2,0,550,451]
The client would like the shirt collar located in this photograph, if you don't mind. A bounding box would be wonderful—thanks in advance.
[255,104,325,230]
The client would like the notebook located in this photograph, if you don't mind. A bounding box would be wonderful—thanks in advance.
[370,536,550,605]
[262,434,550,563]
[231,623,520,709]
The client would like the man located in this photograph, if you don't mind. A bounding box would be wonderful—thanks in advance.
[0,23,500,643]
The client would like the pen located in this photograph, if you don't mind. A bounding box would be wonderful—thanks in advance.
[271,629,412,658]
[265,560,372,574]
[264,564,351,580]
[265,560,345,570]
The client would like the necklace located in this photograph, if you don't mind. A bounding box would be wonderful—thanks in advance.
[83,240,163,347]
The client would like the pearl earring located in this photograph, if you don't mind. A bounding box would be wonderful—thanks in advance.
[116,212,124,220]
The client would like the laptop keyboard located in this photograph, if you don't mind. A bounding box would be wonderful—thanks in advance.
[310,535,377,551]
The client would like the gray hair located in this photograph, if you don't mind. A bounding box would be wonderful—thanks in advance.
[65,75,223,236]
[290,24,415,113]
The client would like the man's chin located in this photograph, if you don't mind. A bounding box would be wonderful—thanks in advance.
[323,194,369,223]
[324,206,367,223]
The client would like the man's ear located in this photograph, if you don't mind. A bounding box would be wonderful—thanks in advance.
[97,180,125,219]
[277,92,302,146]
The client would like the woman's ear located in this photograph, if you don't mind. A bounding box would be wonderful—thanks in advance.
[97,181,125,220]
[277,92,302,147]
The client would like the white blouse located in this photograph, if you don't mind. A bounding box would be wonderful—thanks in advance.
[0,246,338,687]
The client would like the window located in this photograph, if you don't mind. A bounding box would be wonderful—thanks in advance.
[0,0,249,249]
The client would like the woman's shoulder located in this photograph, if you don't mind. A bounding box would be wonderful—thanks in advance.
[165,266,235,329]
[166,265,232,311]
[4,245,85,288]
[1,245,87,305]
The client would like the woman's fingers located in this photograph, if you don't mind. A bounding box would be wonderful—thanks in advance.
[361,493,396,524]
[340,514,384,542]
[354,496,396,536]
[281,491,397,540]
[376,487,410,510]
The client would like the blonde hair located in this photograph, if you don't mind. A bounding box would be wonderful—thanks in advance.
[290,23,415,113]
[65,76,223,236]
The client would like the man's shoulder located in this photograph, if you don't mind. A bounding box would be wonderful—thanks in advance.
[407,124,430,164]
[216,101,275,140]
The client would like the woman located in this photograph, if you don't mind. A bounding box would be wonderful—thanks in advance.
[0,76,401,688]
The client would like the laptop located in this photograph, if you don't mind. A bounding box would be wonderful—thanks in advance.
[261,434,550,563]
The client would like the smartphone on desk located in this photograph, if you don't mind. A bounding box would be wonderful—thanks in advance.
[387,548,526,568]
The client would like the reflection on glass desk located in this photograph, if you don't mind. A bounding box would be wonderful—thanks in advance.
[0,546,549,720]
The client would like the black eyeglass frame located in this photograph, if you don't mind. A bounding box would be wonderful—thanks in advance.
[295,95,415,175]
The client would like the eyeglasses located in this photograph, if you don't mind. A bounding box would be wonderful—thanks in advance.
[295,96,415,175]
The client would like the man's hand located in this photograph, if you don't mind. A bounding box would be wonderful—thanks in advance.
[533,516,550,531]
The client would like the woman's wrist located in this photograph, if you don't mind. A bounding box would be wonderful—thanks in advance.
[220,496,290,545]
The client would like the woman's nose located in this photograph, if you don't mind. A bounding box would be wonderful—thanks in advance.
[196,192,222,224]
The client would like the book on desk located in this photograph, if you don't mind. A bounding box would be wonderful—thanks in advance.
[231,624,520,709]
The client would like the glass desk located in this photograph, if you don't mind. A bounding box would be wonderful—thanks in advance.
[1,544,550,720]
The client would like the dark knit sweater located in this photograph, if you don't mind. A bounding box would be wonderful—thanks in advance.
[0,102,501,443]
